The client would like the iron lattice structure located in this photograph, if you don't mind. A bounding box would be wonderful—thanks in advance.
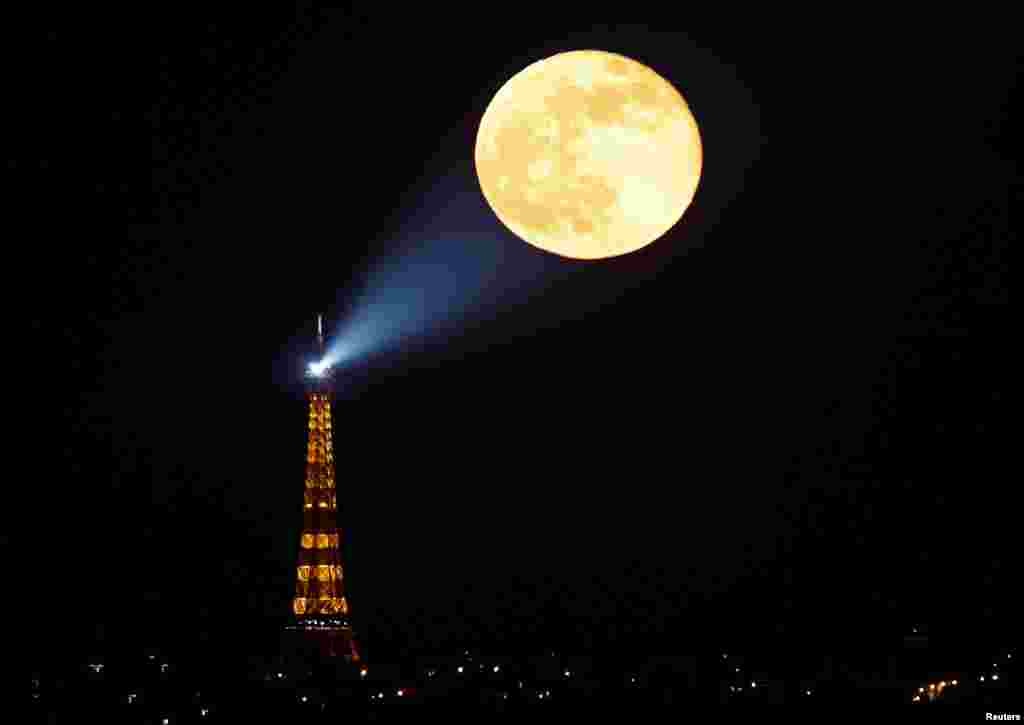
[286,321,360,661]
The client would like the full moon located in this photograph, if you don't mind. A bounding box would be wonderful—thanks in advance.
[475,50,702,259]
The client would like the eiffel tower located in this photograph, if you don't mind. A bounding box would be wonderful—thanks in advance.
[285,315,360,662]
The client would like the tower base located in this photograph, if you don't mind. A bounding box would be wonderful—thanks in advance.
[283,623,361,664]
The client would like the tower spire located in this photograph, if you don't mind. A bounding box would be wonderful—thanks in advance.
[316,313,324,358]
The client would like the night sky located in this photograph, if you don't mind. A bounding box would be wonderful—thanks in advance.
[28,7,1014,661]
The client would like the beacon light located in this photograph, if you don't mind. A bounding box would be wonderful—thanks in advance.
[308,360,330,377]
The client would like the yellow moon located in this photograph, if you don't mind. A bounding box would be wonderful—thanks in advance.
[475,50,702,259]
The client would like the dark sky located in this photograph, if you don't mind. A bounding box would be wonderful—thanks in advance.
[26,6,1014,659]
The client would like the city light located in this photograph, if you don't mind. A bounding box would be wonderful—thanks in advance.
[32,641,1019,714]
[914,677,961,701]
[41,612,1016,711]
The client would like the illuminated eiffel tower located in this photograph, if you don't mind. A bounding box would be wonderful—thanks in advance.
[285,315,360,662]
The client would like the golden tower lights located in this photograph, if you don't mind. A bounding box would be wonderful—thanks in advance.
[286,315,360,662]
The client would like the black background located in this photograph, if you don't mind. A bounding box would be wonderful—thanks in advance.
[21,5,1015,663]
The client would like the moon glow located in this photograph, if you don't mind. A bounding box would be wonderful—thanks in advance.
[475,50,703,259]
